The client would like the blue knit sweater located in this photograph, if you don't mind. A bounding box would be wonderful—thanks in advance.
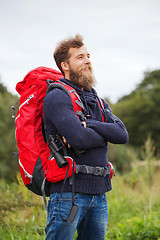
[43,78,128,195]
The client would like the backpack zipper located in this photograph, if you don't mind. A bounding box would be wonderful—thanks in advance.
[19,94,34,110]
[19,159,33,179]
[16,94,34,120]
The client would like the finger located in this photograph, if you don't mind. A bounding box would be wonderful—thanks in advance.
[62,136,67,144]
[82,121,86,127]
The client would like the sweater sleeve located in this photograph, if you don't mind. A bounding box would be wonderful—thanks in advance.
[86,100,129,144]
[43,88,107,149]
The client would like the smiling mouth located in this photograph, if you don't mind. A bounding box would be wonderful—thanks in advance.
[84,68,90,72]
[79,65,92,74]
[83,66,92,72]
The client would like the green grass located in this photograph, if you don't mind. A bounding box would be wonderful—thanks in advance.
[0,179,46,240]
[0,161,160,240]
[106,162,160,240]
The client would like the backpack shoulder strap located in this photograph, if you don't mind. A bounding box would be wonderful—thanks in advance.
[47,80,86,120]
[47,80,73,98]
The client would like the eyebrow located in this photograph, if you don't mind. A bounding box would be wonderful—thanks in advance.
[76,53,90,58]
[77,54,83,57]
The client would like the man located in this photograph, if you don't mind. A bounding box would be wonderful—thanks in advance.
[43,34,128,240]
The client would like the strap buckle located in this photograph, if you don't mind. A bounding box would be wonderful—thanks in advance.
[93,167,104,176]
[81,165,89,174]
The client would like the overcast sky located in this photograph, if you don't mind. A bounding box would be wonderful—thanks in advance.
[0,0,160,103]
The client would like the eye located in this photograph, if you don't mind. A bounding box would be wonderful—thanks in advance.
[78,55,83,59]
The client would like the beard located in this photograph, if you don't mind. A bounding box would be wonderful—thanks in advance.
[69,65,96,90]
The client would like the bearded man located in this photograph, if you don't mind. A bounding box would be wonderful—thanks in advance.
[43,34,128,240]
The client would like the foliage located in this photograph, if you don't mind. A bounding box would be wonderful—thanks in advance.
[106,161,160,240]
[107,215,160,240]
[107,143,133,174]
[1,137,160,239]
[141,135,155,187]
[0,156,160,239]
[0,178,46,240]
[112,69,160,153]
[0,82,19,182]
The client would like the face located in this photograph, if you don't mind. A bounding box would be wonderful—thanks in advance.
[63,45,96,90]
[68,45,91,74]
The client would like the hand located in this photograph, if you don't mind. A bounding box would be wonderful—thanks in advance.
[82,121,86,127]
[62,136,71,148]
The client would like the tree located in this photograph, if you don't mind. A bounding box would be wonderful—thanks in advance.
[0,81,19,181]
[112,70,160,153]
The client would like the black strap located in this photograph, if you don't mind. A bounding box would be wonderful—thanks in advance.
[41,176,48,210]
[47,82,72,97]
[59,159,78,223]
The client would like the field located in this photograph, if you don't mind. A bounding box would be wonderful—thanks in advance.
[0,160,160,240]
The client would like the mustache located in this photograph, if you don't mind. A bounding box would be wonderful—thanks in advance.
[78,65,92,72]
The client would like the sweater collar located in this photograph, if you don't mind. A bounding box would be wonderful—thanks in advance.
[59,78,100,118]
[59,78,98,96]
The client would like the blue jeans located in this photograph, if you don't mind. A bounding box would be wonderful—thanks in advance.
[45,192,108,240]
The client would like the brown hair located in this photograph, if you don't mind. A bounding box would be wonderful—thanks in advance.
[54,34,84,75]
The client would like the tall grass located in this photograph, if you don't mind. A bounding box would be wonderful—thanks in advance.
[106,168,160,239]
[0,178,46,240]
[106,137,160,240]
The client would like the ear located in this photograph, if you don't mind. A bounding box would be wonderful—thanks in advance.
[61,62,69,73]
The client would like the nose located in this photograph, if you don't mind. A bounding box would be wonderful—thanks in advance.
[85,56,91,65]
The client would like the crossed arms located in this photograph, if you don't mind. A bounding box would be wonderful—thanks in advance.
[43,88,128,150]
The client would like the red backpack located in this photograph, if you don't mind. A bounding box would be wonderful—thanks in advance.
[14,67,83,197]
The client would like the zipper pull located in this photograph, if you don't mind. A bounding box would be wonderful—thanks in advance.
[27,94,34,104]
[11,106,16,119]
[11,99,20,119]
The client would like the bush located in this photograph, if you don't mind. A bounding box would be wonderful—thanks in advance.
[107,144,133,174]
[107,215,160,240]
